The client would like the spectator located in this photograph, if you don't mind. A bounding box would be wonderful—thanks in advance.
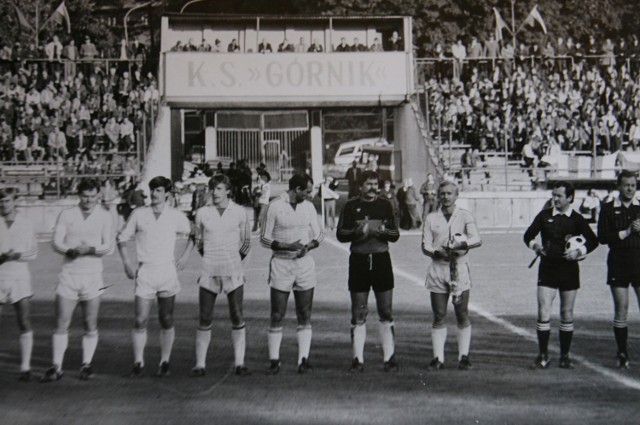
[579,189,601,223]
[258,39,273,53]
[370,37,383,52]
[335,37,350,52]
[295,37,308,53]
[278,39,293,53]
[228,39,241,52]
[351,38,367,52]
[308,39,323,53]
[388,31,403,51]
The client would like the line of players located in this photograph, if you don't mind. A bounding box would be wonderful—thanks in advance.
[1,170,639,382]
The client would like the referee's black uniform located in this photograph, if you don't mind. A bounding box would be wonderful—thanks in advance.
[597,198,640,286]
[524,208,598,290]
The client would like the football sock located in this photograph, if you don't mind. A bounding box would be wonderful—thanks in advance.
[82,331,99,364]
[19,331,33,372]
[559,322,574,356]
[536,321,551,355]
[431,326,447,362]
[457,325,471,360]
[351,323,366,363]
[268,327,283,361]
[159,328,175,363]
[297,325,312,365]
[613,320,628,355]
[52,332,69,370]
[379,321,395,362]
[195,327,212,369]
[131,328,147,366]
[231,324,246,367]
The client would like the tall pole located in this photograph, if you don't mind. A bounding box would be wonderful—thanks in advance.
[35,2,39,47]
[125,1,152,46]
[511,0,517,51]
[180,0,208,13]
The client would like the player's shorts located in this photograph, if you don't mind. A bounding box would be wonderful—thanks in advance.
[426,259,471,295]
[537,258,580,291]
[135,263,180,300]
[198,273,244,295]
[0,277,33,304]
[348,251,394,293]
[56,271,105,301]
[606,251,640,288]
[268,255,316,292]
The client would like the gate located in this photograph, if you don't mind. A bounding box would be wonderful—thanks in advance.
[215,111,309,181]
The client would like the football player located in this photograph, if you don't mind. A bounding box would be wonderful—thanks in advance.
[421,181,481,370]
[0,188,38,381]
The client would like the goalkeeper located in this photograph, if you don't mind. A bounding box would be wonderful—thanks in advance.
[524,181,598,370]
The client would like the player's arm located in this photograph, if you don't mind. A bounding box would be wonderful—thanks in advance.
[597,202,629,244]
[376,201,400,243]
[579,214,599,254]
[7,221,38,263]
[336,202,357,242]
[463,214,482,250]
[421,214,437,258]
[116,210,138,279]
[239,209,251,260]
[523,211,545,255]
[52,211,77,259]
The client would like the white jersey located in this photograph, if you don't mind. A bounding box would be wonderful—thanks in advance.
[117,205,191,265]
[260,193,323,259]
[53,206,113,274]
[0,214,37,280]
[195,202,250,277]
[421,206,481,265]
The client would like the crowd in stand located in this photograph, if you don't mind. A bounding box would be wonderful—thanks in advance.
[0,34,158,189]
[169,31,404,53]
[422,34,640,170]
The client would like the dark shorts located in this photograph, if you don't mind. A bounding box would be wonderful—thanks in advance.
[538,258,580,291]
[348,251,394,293]
[607,251,640,288]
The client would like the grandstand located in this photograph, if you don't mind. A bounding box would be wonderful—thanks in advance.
[1,11,639,226]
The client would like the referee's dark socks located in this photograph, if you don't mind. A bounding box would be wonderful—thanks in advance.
[613,320,628,355]
[559,322,574,356]
[536,321,551,355]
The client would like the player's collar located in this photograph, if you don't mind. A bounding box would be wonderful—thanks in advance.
[613,197,639,207]
[552,208,573,217]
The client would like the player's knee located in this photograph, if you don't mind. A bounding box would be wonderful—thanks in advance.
[378,308,393,323]
[17,318,31,333]
[134,316,149,329]
[270,311,285,327]
[159,313,173,329]
[351,305,368,324]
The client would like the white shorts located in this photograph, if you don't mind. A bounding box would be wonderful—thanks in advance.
[0,277,33,304]
[198,273,244,295]
[269,256,316,292]
[136,263,180,300]
[426,260,471,296]
[56,272,105,301]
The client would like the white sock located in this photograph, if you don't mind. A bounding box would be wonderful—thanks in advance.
[431,326,447,362]
[297,325,312,365]
[231,325,246,367]
[379,321,395,362]
[131,328,147,366]
[268,327,283,361]
[457,325,472,359]
[82,331,99,365]
[52,332,68,370]
[159,328,175,363]
[351,323,366,363]
[195,328,212,369]
[20,331,33,371]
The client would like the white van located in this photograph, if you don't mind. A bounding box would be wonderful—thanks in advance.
[333,138,389,166]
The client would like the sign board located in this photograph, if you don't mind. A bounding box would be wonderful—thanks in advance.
[163,52,413,107]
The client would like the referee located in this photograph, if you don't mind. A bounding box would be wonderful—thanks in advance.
[597,170,640,369]
[524,181,598,369]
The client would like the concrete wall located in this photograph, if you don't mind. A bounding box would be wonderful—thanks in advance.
[456,191,551,229]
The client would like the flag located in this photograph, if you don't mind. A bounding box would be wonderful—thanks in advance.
[50,1,71,34]
[493,8,511,42]
[523,5,547,34]
[12,2,34,33]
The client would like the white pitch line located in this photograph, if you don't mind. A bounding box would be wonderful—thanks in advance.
[323,236,640,391]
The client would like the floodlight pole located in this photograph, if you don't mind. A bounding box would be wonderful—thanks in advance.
[511,0,517,50]
[180,0,209,13]
[124,1,152,46]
